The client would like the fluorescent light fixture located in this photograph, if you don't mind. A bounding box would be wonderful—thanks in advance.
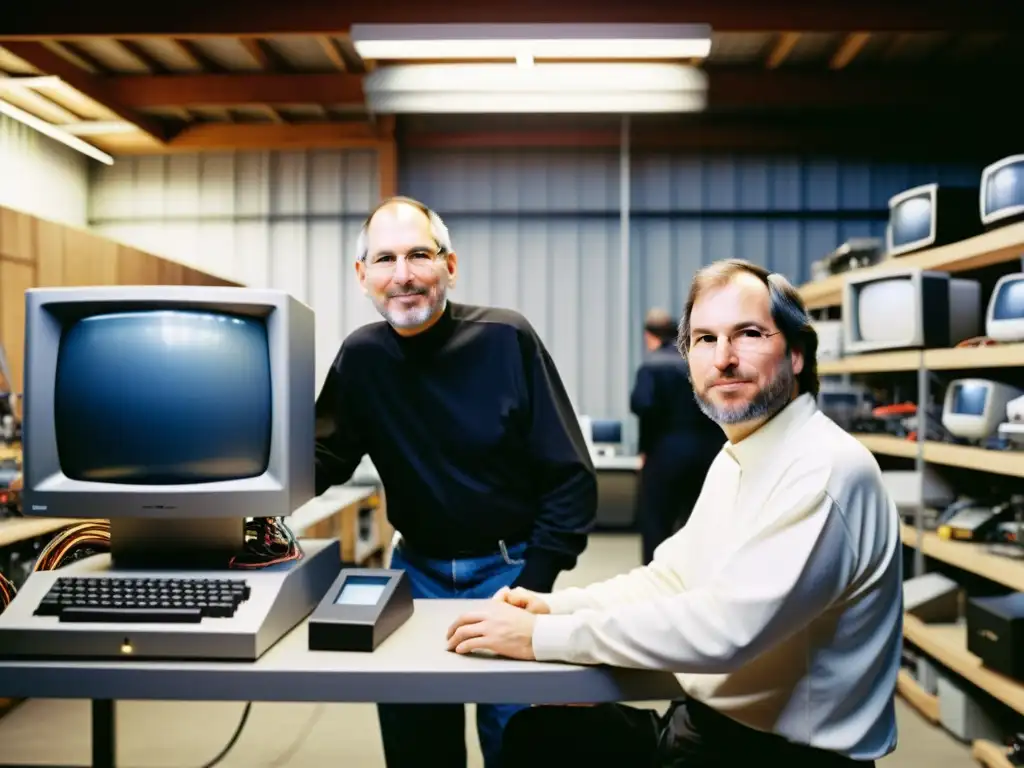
[365,91,705,114]
[364,62,707,93]
[0,98,114,165]
[361,63,707,114]
[351,23,713,61]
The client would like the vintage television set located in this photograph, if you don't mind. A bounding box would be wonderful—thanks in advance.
[942,378,1024,443]
[842,268,981,355]
[981,155,1024,229]
[986,272,1024,343]
[0,286,340,662]
[886,183,983,258]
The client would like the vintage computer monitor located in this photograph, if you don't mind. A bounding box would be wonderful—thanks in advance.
[986,273,1024,343]
[590,419,623,455]
[981,155,1024,230]
[811,320,843,361]
[886,183,983,258]
[942,378,1024,443]
[0,286,341,662]
[841,268,981,354]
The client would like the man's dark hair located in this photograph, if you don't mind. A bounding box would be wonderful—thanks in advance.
[676,259,820,397]
[643,307,677,344]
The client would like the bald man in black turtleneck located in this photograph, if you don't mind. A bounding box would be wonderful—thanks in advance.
[314,196,597,768]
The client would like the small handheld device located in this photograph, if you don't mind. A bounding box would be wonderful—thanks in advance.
[308,568,414,652]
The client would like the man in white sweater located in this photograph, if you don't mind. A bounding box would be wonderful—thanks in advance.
[446,259,903,767]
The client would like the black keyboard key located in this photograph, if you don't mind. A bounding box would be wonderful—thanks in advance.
[60,607,203,623]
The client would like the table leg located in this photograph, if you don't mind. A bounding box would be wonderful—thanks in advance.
[91,699,115,768]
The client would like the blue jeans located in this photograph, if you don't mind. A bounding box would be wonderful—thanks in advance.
[377,538,529,768]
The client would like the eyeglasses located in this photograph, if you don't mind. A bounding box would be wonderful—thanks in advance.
[364,248,446,275]
[688,328,781,356]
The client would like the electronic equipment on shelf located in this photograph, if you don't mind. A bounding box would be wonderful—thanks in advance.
[985,272,1024,343]
[981,155,1024,230]
[841,268,981,355]
[308,568,415,652]
[812,320,843,361]
[810,238,886,282]
[942,379,1024,443]
[938,500,1018,543]
[886,183,983,258]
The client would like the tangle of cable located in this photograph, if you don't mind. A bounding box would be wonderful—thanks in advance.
[33,520,111,572]
[229,517,303,569]
[27,517,302,573]
[0,570,15,612]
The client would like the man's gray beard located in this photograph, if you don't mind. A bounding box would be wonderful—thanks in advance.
[374,284,447,329]
[694,361,796,426]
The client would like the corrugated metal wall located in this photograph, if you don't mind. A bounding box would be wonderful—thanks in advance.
[88,145,981,447]
[88,151,382,392]
[0,113,89,227]
[400,148,626,422]
[627,153,982,378]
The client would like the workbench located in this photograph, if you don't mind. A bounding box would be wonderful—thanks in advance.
[0,599,682,768]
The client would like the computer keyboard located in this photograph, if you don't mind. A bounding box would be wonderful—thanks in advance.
[33,576,252,623]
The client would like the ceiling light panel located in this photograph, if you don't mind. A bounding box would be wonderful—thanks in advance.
[351,23,713,60]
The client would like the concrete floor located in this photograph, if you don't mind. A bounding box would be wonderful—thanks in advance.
[0,533,976,767]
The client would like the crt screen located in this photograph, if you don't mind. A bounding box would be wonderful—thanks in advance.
[334,575,390,606]
[992,279,1024,321]
[856,278,916,343]
[951,383,988,416]
[985,164,1024,217]
[890,195,933,248]
[54,309,272,485]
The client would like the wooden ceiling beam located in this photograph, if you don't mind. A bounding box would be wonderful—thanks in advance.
[765,32,801,69]
[1,41,171,142]
[401,114,1019,161]
[0,0,1017,37]
[108,73,364,107]
[103,68,1002,112]
[109,120,393,153]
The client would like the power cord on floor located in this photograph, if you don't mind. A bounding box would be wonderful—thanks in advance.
[190,701,326,768]
[197,702,252,768]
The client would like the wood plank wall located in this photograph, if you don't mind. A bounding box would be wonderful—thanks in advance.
[0,206,239,396]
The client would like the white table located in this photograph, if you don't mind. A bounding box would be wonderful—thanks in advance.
[0,600,682,767]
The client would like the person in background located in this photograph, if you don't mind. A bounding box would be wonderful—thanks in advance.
[314,196,597,768]
[631,307,725,563]
[446,259,902,768]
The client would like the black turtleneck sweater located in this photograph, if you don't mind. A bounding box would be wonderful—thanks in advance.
[314,301,597,593]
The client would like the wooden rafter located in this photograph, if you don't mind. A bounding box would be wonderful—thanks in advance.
[766,32,800,68]
[1,41,171,142]
[830,32,871,69]
[0,1,1017,36]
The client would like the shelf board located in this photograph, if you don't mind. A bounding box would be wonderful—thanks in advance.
[972,739,1015,768]
[903,614,1024,716]
[896,668,940,724]
[818,350,921,375]
[0,517,77,548]
[924,343,1024,370]
[852,434,919,458]
[900,522,1024,593]
[923,442,1024,478]
[799,220,1024,309]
